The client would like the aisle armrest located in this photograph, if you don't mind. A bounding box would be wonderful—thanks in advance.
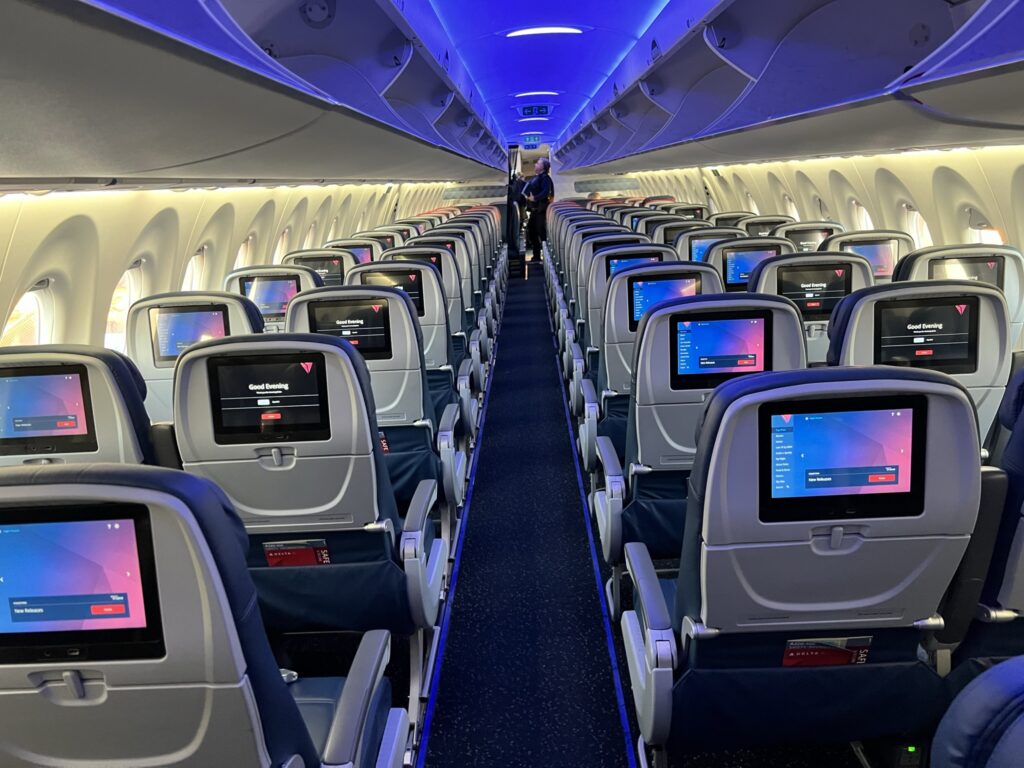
[438,403,467,510]
[321,629,391,767]
[456,358,479,440]
[594,436,626,564]
[569,342,586,416]
[579,379,599,472]
[401,479,447,628]
[621,542,677,748]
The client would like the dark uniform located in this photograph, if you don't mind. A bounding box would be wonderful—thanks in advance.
[522,169,554,261]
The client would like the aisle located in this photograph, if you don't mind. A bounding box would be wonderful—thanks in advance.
[421,262,633,767]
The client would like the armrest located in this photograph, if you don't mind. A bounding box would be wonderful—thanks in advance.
[578,379,599,472]
[438,403,467,510]
[569,342,585,410]
[374,709,409,768]
[456,358,479,440]
[594,436,626,564]
[402,479,437,535]
[469,329,487,390]
[624,543,672,633]
[401,479,447,627]
[936,465,1009,645]
[620,545,676,748]
[321,629,391,766]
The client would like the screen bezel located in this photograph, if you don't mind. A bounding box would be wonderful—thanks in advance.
[604,253,664,278]
[626,271,703,332]
[207,352,331,444]
[308,299,394,361]
[362,271,426,317]
[149,304,230,364]
[789,228,836,250]
[927,255,1005,289]
[722,245,784,290]
[0,364,99,456]
[391,253,444,279]
[292,255,345,286]
[777,263,853,321]
[757,395,928,523]
[872,295,980,374]
[841,239,898,278]
[238,275,301,319]
[668,309,774,390]
[0,503,165,663]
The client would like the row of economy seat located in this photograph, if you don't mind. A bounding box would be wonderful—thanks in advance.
[544,197,1024,765]
[0,204,507,766]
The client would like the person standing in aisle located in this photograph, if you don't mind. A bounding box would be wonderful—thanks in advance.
[523,157,554,262]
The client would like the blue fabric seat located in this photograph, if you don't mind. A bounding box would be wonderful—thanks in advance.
[933,655,1024,768]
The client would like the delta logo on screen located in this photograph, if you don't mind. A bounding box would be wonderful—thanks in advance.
[955,304,968,316]
[835,269,845,277]
[371,304,382,313]
[300,361,314,374]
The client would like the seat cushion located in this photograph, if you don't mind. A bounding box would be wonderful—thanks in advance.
[291,677,347,754]
[290,675,394,768]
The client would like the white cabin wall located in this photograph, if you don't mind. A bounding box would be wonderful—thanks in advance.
[606,146,1024,249]
[0,180,451,347]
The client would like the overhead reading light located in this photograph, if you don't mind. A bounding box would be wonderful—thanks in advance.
[519,117,549,122]
[515,90,559,97]
[521,131,543,136]
[506,26,583,38]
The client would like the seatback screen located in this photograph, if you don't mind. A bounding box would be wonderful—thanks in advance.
[723,246,783,290]
[308,300,393,360]
[690,236,730,263]
[675,206,704,219]
[363,271,425,316]
[239,276,300,319]
[777,264,853,321]
[758,396,926,522]
[149,306,229,362]
[208,353,330,443]
[790,228,835,252]
[377,234,395,249]
[627,273,701,332]
[0,365,97,455]
[669,310,773,390]
[747,223,775,237]
[715,215,746,228]
[0,504,164,663]
[392,252,444,279]
[842,240,897,278]
[874,296,979,374]
[292,255,345,286]
[928,255,1004,288]
[605,254,664,278]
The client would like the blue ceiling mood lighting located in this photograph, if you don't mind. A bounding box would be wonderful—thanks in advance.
[428,0,673,147]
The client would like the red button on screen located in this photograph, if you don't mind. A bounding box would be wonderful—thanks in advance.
[260,412,282,421]
[91,604,126,615]
[915,349,934,357]
[806,301,821,308]
[868,474,896,483]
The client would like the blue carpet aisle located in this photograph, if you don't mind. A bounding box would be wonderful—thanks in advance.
[422,262,632,767]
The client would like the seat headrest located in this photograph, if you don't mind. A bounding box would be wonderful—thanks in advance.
[294,285,424,351]
[826,279,1005,366]
[0,344,154,464]
[692,365,973,494]
[138,291,265,333]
